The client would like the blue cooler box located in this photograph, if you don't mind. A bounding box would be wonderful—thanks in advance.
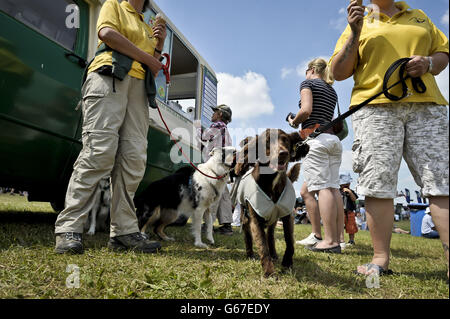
[408,203,429,237]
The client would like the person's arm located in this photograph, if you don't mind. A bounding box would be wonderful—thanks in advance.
[152,23,166,60]
[289,88,313,127]
[330,1,365,81]
[343,188,357,202]
[406,52,449,77]
[98,27,163,76]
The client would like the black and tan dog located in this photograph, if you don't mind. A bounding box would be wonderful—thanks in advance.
[235,129,309,277]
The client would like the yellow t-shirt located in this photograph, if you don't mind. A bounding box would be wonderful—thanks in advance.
[88,0,158,80]
[330,1,449,107]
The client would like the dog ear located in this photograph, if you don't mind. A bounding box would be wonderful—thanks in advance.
[239,136,254,148]
[234,135,258,176]
[288,132,309,161]
[287,163,301,183]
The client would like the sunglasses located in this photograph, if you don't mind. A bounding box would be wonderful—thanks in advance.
[305,68,313,75]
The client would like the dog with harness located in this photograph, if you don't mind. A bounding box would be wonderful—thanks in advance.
[234,129,309,277]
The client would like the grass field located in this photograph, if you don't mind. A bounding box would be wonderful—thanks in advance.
[0,194,448,299]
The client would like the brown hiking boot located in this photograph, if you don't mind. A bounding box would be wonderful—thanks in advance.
[108,232,161,253]
[55,232,84,254]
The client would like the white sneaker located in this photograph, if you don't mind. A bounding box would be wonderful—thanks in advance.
[340,242,346,250]
[296,233,322,246]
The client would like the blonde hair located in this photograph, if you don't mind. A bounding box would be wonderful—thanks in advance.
[307,58,334,85]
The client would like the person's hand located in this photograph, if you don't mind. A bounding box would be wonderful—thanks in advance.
[193,120,202,128]
[146,58,163,76]
[406,55,430,78]
[347,0,365,35]
[152,23,167,48]
[343,188,351,194]
[288,117,299,129]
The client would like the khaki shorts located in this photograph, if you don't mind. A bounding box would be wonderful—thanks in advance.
[351,103,449,199]
[303,133,342,192]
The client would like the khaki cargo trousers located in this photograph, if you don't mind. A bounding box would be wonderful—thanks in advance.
[55,72,149,237]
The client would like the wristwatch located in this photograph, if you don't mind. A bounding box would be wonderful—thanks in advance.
[427,56,433,73]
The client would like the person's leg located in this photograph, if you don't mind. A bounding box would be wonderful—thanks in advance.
[356,197,394,273]
[351,104,405,273]
[314,188,339,249]
[109,76,150,238]
[300,182,321,238]
[403,104,449,279]
[55,72,127,235]
[216,188,233,235]
[335,191,345,245]
[429,196,448,276]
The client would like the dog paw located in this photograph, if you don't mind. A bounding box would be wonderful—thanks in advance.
[281,258,293,269]
[194,242,209,249]
[164,237,175,242]
[86,230,95,236]
[263,270,277,278]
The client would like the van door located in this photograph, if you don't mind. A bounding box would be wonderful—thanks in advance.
[0,0,88,201]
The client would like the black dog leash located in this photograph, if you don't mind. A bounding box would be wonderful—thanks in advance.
[307,57,427,139]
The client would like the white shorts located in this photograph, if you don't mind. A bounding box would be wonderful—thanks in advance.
[351,103,449,198]
[303,133,342,192]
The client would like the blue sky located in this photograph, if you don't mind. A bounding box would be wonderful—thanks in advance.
[154,0,449,204]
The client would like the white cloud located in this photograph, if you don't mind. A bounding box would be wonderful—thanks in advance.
[281,67,294,79]
[217,71,275,120]
[441,9,449,26]
[329,7,348,32]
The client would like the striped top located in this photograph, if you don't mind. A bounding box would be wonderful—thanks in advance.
[299,79,337,130]
[196,121,232,161]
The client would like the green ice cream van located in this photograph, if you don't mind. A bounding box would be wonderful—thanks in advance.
[0,0,218,210]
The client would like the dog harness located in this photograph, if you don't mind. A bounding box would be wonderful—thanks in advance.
[237,168,296,225]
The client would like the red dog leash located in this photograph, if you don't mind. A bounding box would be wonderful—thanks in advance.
[156,54,226,180]
[161,53,171,84]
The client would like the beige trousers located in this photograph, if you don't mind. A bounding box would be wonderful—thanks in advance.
[55,72,149,237]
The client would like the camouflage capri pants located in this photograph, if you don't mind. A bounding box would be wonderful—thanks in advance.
[351,103,449,199]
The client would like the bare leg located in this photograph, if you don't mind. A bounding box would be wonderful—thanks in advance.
[429,196,449,279]
[300,182,322,238]
[314,188,339,249]
[357,197,393,273]
[332,188,345,244]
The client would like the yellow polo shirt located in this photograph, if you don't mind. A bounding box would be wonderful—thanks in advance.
[330,1,449,107]
[88,0,158,80]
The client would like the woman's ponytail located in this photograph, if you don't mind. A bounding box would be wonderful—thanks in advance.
[308,58,335,85]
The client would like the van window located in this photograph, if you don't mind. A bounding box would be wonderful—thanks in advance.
[201,67,218,128]
[0,0,78,51]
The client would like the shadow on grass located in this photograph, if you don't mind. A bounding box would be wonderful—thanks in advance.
[399,270,447,282]
[0,211,58,224]
[346,242,421,260]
